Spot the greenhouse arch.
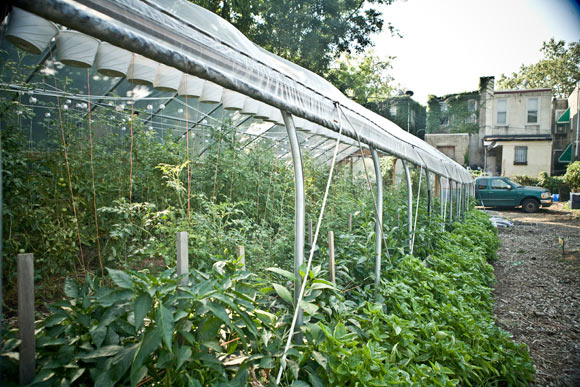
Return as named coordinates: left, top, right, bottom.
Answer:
left=0, top=0, right=484, bottom=384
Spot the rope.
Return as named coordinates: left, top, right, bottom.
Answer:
left=49, top=46, right=85, bottom=275
left=336, top=106, right=391, bottom=264
left=276, top=105, right=344, bottom=385
left=185, top=90, right=191, bottom=220
left=128, top=56, right=135, bottom=229
left=86, top=70, right=104, bottom=283
left=129, top=97, right=134, bottom=227
left=411, top=166, right=423, bottom=254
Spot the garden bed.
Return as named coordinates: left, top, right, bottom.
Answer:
left=491, top=203, right=580, bottom=386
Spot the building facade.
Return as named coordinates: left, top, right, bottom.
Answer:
left=552, top=84, right=580, bottom=175
left=426, top=76, right=556, bottom=177
left=480, top=81, right=553, bottom=177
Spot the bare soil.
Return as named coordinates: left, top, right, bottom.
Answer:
left=487, top=203, right=580, bottom=386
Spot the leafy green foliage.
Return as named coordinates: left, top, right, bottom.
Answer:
left=326, top=51, right=395, bottom=104
left=497, top=38, right=580, bottom=98
left=426, top=92, right=479, bottom=134
left=2, top=259, right=269, bottom=386
left=1, top=53, right=533, bottom=384
left=189, top=0, right=398, bottom=75
left=564, top=161, right=580, bottom=192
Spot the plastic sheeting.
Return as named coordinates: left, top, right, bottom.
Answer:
left=14, top=0, right=473, bottom=184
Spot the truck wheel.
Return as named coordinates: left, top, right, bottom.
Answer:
left=522, top=198, right=540, bottom=213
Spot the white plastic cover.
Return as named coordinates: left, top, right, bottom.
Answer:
left=16, top=0, right=473, bottom=184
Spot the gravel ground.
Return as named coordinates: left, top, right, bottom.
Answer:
left=487, top=203, right=580, bottom=386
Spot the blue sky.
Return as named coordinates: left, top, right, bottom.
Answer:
left=374, top=0, right=580, bottom=104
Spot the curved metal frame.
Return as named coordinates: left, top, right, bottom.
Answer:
left=402, top=160, right=413, bottom=251
left=370, top=147, right=382, bottom=287
left=281, top=111, right=304, bottom=330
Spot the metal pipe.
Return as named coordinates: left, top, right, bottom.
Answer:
left=370, top=147, right=382, bottom=287
left=449, top=180, right=453, bottom=223
left=439, top=176, right=444, bottom=219
left=402, top=160, right=413, bottom=251
left=425, top=170, right=432, bottom=216
left=281, top=111, right=304, bottom=332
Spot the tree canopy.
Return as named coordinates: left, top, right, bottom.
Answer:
left=326, top=51, right=395, bottom=104
left=497, top=38, right=580, bottom=98
left=189, top=0, right=397, bottom=75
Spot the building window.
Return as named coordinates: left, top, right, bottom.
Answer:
left=514, top=146, right=528, bottom=165
left=555, top=109, right=569, bottom=133
left=467, top=99, right=477, bottom=112
left=496, top=99, right=507, bottom=125
left=440, top=101, right=448, bottom=112
left=389, top=105, right=397, bottom=116
left=526, top=98, right=538, bottom=124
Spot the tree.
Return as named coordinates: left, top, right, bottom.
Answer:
left=497, top=38, right=580, bottom=97
left=325, top=51, right=395, bottom=104
left=189, top=0, right=397, bottom=75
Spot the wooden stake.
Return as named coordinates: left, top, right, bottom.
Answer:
left=237, top=245, right=246, bottom=270
left=328, top=231, right=335, bottom=284
left=348, top=213, right=352, bottom=232
left=176, top=232, right=188, bottom=285
left=308, top=219, right=313, bottom=245
left=18, top=253, right=35, bottom=385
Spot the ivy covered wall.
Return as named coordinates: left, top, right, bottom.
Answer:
left=365, top=96, right=426, bottom=138
left=426, top=91, right=480, bottom=134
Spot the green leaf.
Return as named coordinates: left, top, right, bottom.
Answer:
left=312, top=351, right=328, bottom=369
left=77, top=345, right=123, bottom=359
left=300, top=300, right=319, bottom=315
left=292, top=381, right=310, bottom=387
left=90, top=324, right=107, bottom=348
left=177, top=346, right=192, bottom=370
left=110, top=344, right=138, bottom=383
left=69, top=368, right=85, bottom=384
left=205, top=302, right=231, bottom=328
left=132, top=328, right=161, bottom=382
left=393, top=324, right=402, bottom=336
left=272, top=283, right=293, bottom=305
left=156, top=303, right=174, bottom=352
left=130, top=365, right=148, bottom=387
left=31, top=369, right=56, bottom=384
left=64, top=277, right=79, bottom=298
left=134, top=293, right=153, bottom=331
left=107, top=268, right=134, bottom=290
left=267, top=267, right=297, bottom=281
left=310, top=280, right=335, bottom=291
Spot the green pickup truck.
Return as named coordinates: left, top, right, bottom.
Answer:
left=474, top=176, right=552, bottom=213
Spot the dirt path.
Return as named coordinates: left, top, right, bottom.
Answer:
left=487, top=203, right=580, bottom=386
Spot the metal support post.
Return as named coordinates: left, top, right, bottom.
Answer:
left=448, top=180, right=453, bottom=223
left=18, top=253, right=35, bottom=385
left=439, top=176, right=444, bottom=219
left=370, top=147, right=383, bottom=287
left=425, top=170, right=432, bottom=216
left=281, top=111, right=304, bottom=332
left=402, top=160, right=413, bottom=251
left=176, top=232, right=188, bottom=284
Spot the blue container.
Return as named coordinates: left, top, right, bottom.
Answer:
left=552, top=193, right=559, bottom=202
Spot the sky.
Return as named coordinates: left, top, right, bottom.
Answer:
left=374, top=0, right=580, bottom=104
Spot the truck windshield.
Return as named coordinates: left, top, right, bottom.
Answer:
left=506, top=179, right=522, bottom=187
